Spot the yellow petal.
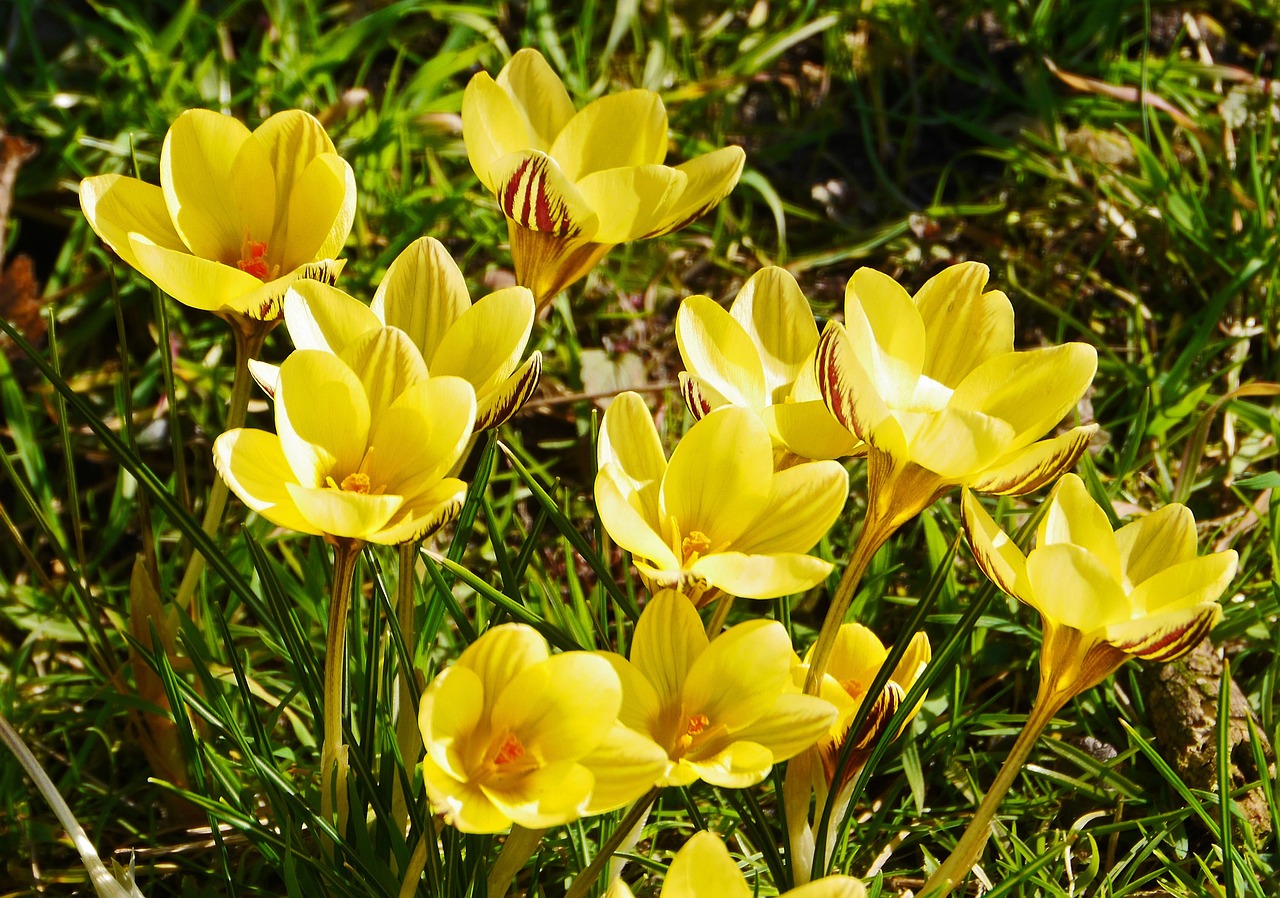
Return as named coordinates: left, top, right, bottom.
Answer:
left=79, top=174, right=185, bottom=271
left=212, top=429, right=319, bottom=534
left=574, top=165, right=687, bottom=243
left=630, top=589, right=708, bottom=715
left=766, top=400, right=864, bottom=461
left=960, top=489, right=1031, bottom=602
left=284, top=281, right=379, bottom=354
left=903, top=407, right=1015, bottom=479
left=891, top=631, right=932, bottom=691
left=815, top=321, right=892, bottom=443
left=248, top=359, right=279, bottom=399
left=784, top=876, right=868, bottom=898
left=508, top=222, right=610, bottom=307
left=126, top=235, right=267, bottom=312
left=495, top=49, right=576, bottom=149
left=599, top=392, right=668, bottom=525
left=370, top=478, right=466, bottom=545
left=1038, top=474, right=1120, bottom=579
left=966, top=425, right=1097, bottom=496
left=693, top=553, right=833, bottom=600
left=548, top=90, right=668, bottom=181
left=730, top=267, right=819, bottom=393
left=685, top=740, right=776, bottom=788
left=275, top=349, right=369, bottom=483
left=599, top=652, right=664, bottom=741
left=950, top=344, right=1097, bottom=453
left=662, top=407, right=772, bottom=549
left=1115, top=503, right=1198, bottom=585
left=489, top=150, right=599, bottom=239
left=476, top=352, right=541, bottom=431
left=284, top=482, right=402, bottom=538
left=433, top=286, right=535, bottom=396
left=825, top=623, right=888, bottom=685
left=1126, top=551, right=1237, bottom=617
left=367, top=376, right=476, bottom=495
left=679, top=371, right=730, bottom=421
left=729, top=693, right=838, bottom=762
left=913, top=262, right=1012, bottom=386
left=684, top=619, right=792, bottom=730
left=161, top=109, right=271, bottom=260
left=251, top=111, right=350, bottom=253
left=494, top=652, right=620, bottom=761
left=1104, top=603, right=1223, bottom=662
left=579, top=723, right=669, bottom=813
left=483, top=762, right=594, bottom=829
left=646, top=146, right=746, bottom=237
left=663, top=832, right=752, bottom=898
left=229, top=257, right=347, bottom=321
left=337, top=327, right=430, bottom=422
left=463, top=71, right=536, bottom=190
left=280, top=153, right=356, bottom=268
left=1025, top=544, right=1128, bottom=630
left=731, top=460, right=847, bottom=555
left=419, top=665, right=485, bottom=780
left=455, top=623, right=550, bottom=707
left=370, top=236, right=471, bottom=363
left=676, top=294, right=767, bottom=409
left=844, top=268, right=925, bottom=406
left=596, top=465, right=681, bottom=570
left=422, top=756, right=511, bottom=834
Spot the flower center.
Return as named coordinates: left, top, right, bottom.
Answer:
left=340, top=472, right=371, bottom=494
left=324, top=448, right=386, bottom=495
left=673, top=713, right=712, bottom=757
left=680, top=530, right=713, bottom=566
left=492, top=732, right=526, bottom=766
left=840, top=676, right=865, bottom=699
left=236, top=238, right=273, bottom=281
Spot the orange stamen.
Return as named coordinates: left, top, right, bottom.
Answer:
left=493, top=733, right=525, bottom=766
left=681, top=530, right=712, bottom=565
left=340, top=472, right=371, bottom=494
left=686, top=713, right=710, bottom=736
left=237, top=240, right=271, bottom=281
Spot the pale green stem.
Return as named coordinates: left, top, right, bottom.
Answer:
left=704, top=594, right=735, bottom=638
left=917, top=684, right=1069, bottom=898
left=397, top=819, right=435, bottom=898
left=563, top=789, right=661, bottom=898
left=390, top=541, right=422, bottom=854
left=175, top=321, right=270, bottom=622
left=321, top=539, right=361, bottom=853
left=488, top=825, right=549, bottom=898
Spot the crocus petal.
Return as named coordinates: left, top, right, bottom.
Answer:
left=579, top=723, right=669, bottom=813
left=903, top=407, right=1015, bottom=479
left=248, top=359, right=280, bottom=399
left=280, top=153, right=355, bottom=268
left=484, top=762, right=594, bottom=830
left=679, top=372, right=730, bottom=420
left=1115, top=503, right=1199, bottom=585
left=730, top=460, right=847, bottom=555
left=419, top=665, right=485, bottom=780
left=731, top=266, right=819, bottom=393
left=1104, top=604, right=1222, bottom=662
left=661, top=407, right=772, bottom=549
left=825, top=623, right=888, bottom=685
left=1038, top=474, right=1120, bottom=579
left=729, top=693, right=837, bottom=761
left=950, top=344, right=1097, bottom=453
left=422, top=757, right=512, bottom=834
left=496, top=49, right=577, bottom=149
left=370, top=236, right=471, bottom=363
left=966, top=425, right=1096, bottom=496
left=212, top=429, right=319, bottom=535
left=476, top=352, right=542, bottom=431
left=960, top=490, right=1031, bottom=602
left=663, top=832, right=752, bottom=898
left=786, top=877, right=869, bottom=898
left=913, top=262, right=1013, bottom=386
left=767, top=400, right=864, bottom=460
left=574, top=165, right=687, bottom=243
left=596, top=464, right=681, bottom=569
left=494, top=652, right=620, bottom=762
left=675, top=294, right=767, bottom=409
left=275, top=350, right=370, bottom=484
left=684, top=619, right=792, bottom=731
left=369, top=478, right=466, bottom=545
left=489, top=150, right=600, bottom=240
left=685, top=740, right=775, bottom=788
left=599, top=653, right=664, bottom=740
left=126, top=236, right=268, bottom=311
left=1025, top=543, right=1129, bottom=631
left=431, top=286, right=536, bottom=396
left=368, top=376, right=476, bottom=497
left=337, top=327, right=430, bottom=422
left=548, top=90, right=668, bottom=181
left=630, top=589, right=708, bottom=715
left=284, top=483, right=402, bottom=538
left=1126, top=551, right=1238, bottom=617
left=79, top=175, right=185, bottom=271
left=692, top=552, right=833, bottom=600
left=161, top=109, right=270, bottom=260
left=455, top=623, right=550, bottom=707
left=462, top=71, right=536, bottom=189
left=647, top=146, right=746, bottom=236
left=284, top=281, right=379, bottom=354
left=599, top=392, right=668, bottom=525
left=844, top=268, right=926, bottom=408
left=816, top=321, right=892, bottom=443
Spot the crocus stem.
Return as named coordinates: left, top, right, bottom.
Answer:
left=563, top=788, right=661, bottom=898
left=917, top=683, right=1069, bottom=898
left=321, top=538, right=361, bottom=851
left=175, top=320, right=270, bottom=622
left=488, top=825, right=549, bottom=898
left=391, top=541, right=421, bottom=850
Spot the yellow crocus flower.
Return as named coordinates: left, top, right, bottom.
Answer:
left=920, top=476, right=1237, bottom=897
left=607, top=831, right=865, bottom=898
left=599, top=589, right=837, bottom=789
left=675, top=267, right=862, bottom=465
left=80, top=109, right=355, bottom=325
left=595, top=393, right=848, bottom=605
left=263, top=236, right=541, bottom=430
left=961, top=474, right=1237, bottom=696
left=213, top=328, right=474, bottom=545
left=418, top=623, right=667, bottom=834
left=462, top=49, right=745, bottom=307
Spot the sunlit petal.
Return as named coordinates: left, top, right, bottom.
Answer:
left=914, top=262, right=1012, bottom=385
left=1038, top=474, right=1120, bottom=579
left=692, top=552, right=833, bottom=600
left=844, top=268, right=925, bottom=405
left=549, top=90, right=668, bottom=181
left=496, top=48, right=576, bottom=148
left=662, top=832, right=752, bottom=898
left=462, top=72, right=535, bottom=190
left=630, top=589, right=708, bottom=714
left=489, top=150, right=599, bottom=239
left=419, top=665, right=485, bottom=780
left=675, top=294, right=767, bottom=409
left=337, top=327, right=430, bottom=422
left=1126, top=551, right=1238, bottom=617
left=275, top=349, right=369, bottom=483
left=596, top=465, right=680, bottom=569
left=729, top=693, right=837, bottom=761
left=647, top=146, right=746, bottom=236
left=285, top=483, right=401, bottom=538
left=370, top=236, right=471, bottom=363
left=284, top=281, right=379, bottom=354
left=685, top=741, right=775, bottom=788
left=212, top=429, right=319, bottom=535
left=1026, top=543, right=1129, bottom=631
left=1116, top=503, right=1198, bottom=584
left=79, top=175, right=185, bottom=271
left=280, top=153, right=355, bottom=268
left=455, top=623, right=550, bottom=704
left=684, top=619, right=792, bottom=731
left=432, top=286, right=536, bottom=396
left=731, top=267, right=819, bottom=393
left=966, top=425, right=1096, bottom=496
left=580, top=723, right=668, bottom=813
left=960, top=490, right=1031, bottom=602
